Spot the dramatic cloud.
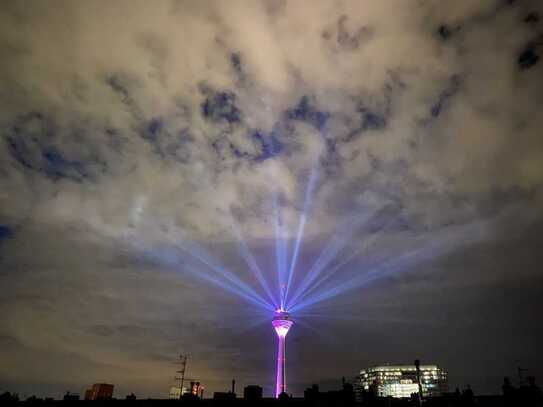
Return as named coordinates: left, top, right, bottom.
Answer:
left=1, top=0, right=542, bottom=398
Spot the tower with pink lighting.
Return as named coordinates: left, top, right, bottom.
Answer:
left=272, top=310, right=293, bottom=397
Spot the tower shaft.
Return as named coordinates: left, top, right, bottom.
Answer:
left=275, top=334, right=287, bottom=397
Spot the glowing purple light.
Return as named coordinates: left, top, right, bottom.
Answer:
left=272, top=311, right=293, bottom=397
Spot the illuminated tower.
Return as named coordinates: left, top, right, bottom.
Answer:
left=272, top=310, right=293, bottom=397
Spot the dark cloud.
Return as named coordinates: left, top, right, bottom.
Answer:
left=230, top=53, right=244, bottom=80
left=524, top=12, right=540, bottom=24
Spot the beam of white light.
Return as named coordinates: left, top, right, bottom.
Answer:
left=284, top=165, right=319, bottom=307
left=228, top=216, right=279, bottom=307
left=139, top=223, right=275, bottom=310
left=290, top=224, right=386, bottom=308
left=287, top=214, right=363, bottom=306
left=290, top=245, right=432, bottom=313
left=137, top=243, right=274, bottom=311
left=290, top=220, right=488, bottom=313
left=176, top=237, right=274, bottom=310
left=272, top=188, right=288, bottom=309
left=187, top=266, right=275, bottom=311
left=287, top=209, right=378, bottom=309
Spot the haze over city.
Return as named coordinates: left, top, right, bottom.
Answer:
left=0, top=0, right=542, bottom=401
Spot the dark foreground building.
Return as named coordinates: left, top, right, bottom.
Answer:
left=84, top=384, right=114, bottom=401
left=1, top=375, right=542, bottom=407
left=243, top=385, right=263, bottom=401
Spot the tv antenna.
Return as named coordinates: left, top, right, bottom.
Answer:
left=174, top=354, right=189, bottom=396
left=174, top=354, right=198, bottom=398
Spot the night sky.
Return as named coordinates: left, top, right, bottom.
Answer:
left=1, top=0, right=543, bottom=399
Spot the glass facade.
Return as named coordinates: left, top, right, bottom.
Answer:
left=354, top=364, right=448, bottom=399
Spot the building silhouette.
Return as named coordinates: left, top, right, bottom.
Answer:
left=62, top=392, right=79, bottom=401
left=304, top=380, right=355, bottom=406
left=243, top=385, right=263, bottom=401
left=84, top=383, right=114, bottom=400
left=2, top=372, right=541, bottom=407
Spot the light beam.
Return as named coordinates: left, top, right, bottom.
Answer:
left=284, top=166, right=319, bottom=306
left=229, top=216, right=278, bottom=307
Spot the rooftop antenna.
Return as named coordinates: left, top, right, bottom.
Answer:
left=174, top=354, right=189, bottom=398
left=174, top=354, right=200, bottom=398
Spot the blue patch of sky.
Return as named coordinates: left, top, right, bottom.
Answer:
left=211, top=136, right=247, bottom=161
left=209, top=130, right=283, bottom=162
left=342, top=93, right=392, bottom=142
left=286, top=96, right=330, bottom=131
left=201, top=91, right=241, bottom=124
left=142, top=118, right=193, bottom=162
left=6, top=112, right=102, bottom=182
left=145, top=118, right=162, bottom=142
left=0, top=225, right=13, bottom=240
left=251, top=130, right=283, bottom=161
left=41, top=147, right=88, bottom=181
left=359, top=108, right=386, bottom=131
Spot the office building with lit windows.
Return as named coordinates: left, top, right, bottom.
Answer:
left=354, top=364, right=448, bottom=399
